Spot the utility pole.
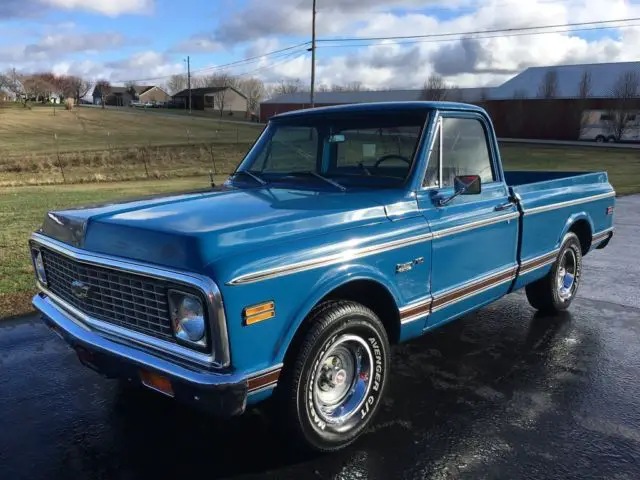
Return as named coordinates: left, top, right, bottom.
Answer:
left=310, top=0, right=317, bottom=108
left=187, top=56, right=192, bottom=114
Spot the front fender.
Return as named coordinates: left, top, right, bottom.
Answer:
left=272, top=263, right=403, bottom=364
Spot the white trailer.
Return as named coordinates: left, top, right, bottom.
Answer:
left=579, top=109, right=640, bottom=143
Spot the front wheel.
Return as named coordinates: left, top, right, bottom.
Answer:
left=525, top=232, right=583, bottom=313
left=276, top=301, right=390, bottom=452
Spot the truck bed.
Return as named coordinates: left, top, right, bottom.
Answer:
left=504, top=170, right=615, bottom=291
left=505, top=170, right=606, bottom=188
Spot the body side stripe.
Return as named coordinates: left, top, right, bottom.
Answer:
left=228, top=213, right=519, bottom=286
left=523, top=191, right=615, bottom=216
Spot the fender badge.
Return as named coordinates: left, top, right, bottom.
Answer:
left=396, top=262, right=413, bottom=273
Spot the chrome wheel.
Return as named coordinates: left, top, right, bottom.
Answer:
left=557, top=248, right=577, bottom=301
left=312, top=334, right=373, bottom=431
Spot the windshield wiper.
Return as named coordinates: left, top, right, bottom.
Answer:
left=231, top=170, right=267, bottom=186
left=286, top=171, right=347, bottom=192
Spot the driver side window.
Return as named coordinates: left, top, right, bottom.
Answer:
left=442, top=117, right=494, bottom=187
left=423, top=117, right=495, bottom=188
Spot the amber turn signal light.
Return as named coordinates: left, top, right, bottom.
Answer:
left=243, top=301, right=275, bottom=325
left=139, top=369, right=174, bottom=397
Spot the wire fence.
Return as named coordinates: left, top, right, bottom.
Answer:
left=0, top=140, right=253, bottom=187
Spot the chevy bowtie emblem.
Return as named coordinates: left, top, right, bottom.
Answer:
left=71, top=280, right=91, bottom=300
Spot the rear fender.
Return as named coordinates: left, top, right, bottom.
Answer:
left=558, top=212, right=594, bottom=249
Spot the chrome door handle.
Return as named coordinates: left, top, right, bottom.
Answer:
left=495, top=201, right=514, bottom=211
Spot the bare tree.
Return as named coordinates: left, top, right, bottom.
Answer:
left=22, top=74, right=54, bottom=103
left=202, top=72, right=236, bottom=118
left=4, top=69, right=26, bottom=104
left=95, top=79, right=111, bottom=109
left=422, top=73, right=449, bottom=101
left=537, top=69, right=559, bottom=99
left=76, top=78, right=93, bottom=104
left=578, top=70, right=592, bottom=99
left=0, top=73, right=9, bottom=93
left=576, top=70, right=593, bottom=137
left=237, top=77, right=265, bottom=114
left=448, top=85, right=464, bottom=102
left=330, top=81, right=366, bottom=92
left=167, top=74, right=187, bottom=95
left=605, top=70, right=640, bottom=141
left=512, top=89, right=528, bottom=100
left=273, top=78, right=303, bottom=96
left=125, top=81, right=138, bottom=105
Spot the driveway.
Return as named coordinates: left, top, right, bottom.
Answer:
left=1, top=196, right=639, bottom=480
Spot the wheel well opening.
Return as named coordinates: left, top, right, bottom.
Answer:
left=323, top=280, right=401, bottom=345
left=569, top=219, right=592, bottom=254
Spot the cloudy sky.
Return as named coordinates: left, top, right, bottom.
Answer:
left=1, top=0, right=639, bottom=90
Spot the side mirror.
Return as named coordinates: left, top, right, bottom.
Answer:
left=437, top=175, right=481, bottom=206
left=454, top=175, right=481, bottom=195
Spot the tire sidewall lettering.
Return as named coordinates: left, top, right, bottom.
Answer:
left=304, top=325, right=386, bottom=434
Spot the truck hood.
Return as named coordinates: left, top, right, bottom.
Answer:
left=39, top=185, right=394, bottom=272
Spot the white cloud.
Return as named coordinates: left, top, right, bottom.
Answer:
left=43, top=0, right=153, bottom=16
left=4, top=0, right=640, bottom=93
left=104, top=51, right=184, bottom=84
left=170, top=36, right=223, bottom=54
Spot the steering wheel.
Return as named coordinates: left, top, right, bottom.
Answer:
left=373, top=154, right=411, bottom=168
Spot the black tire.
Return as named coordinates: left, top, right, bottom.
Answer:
left=595, top=135, right=605, bottom=143
left=525, top=232, right=583, bottom=313
left=275, top=300, right=390, bottom=452
left=607, top=136, right=617, bottom=143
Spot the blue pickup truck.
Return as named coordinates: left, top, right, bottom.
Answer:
left=30, top=102, right=615, bottom=452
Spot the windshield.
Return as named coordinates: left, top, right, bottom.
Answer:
left=233, top=110, right=429, bottom=189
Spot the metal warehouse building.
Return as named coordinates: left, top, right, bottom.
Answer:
left=259, top=88, right=487, bottom=122
left=260, top=61, right=640, bottom=140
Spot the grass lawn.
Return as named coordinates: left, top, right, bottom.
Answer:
left=0, top=176, right=226, bottom=320
left=0, top=104, right=263, bottom=156
left=1, top=132, right=638, bottom=319
left=500, top=143, right=640, bottom=195
left=0, top=105, right=257, bottom=186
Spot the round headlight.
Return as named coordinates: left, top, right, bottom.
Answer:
left=169, top=291, right=206, bottom=345
left=33, top=249, right=47, bottom=285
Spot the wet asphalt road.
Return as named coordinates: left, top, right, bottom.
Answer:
left=1, top=197, right=639, bottom=480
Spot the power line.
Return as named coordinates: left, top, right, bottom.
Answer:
left=191, top=41, right=311, bottom=75
left=317, top=22, right=640, bottom=49
left=317, top=17, right=640, bottom=43
left=112, top=42, right=311, bottom=83
left=235, top=50, right=309, bottom=78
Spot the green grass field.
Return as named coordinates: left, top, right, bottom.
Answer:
left=0, top=177, right=225, bottom=319
left=0, top=105, right=262, bottom=154
left=500, top=143, right=640, bottom=195
left=1, top=106, right=638, bottom=319
left=0, top=105, right=261, bottom=186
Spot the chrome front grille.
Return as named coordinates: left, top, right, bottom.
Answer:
left=41, top=248, right=174, bottom=340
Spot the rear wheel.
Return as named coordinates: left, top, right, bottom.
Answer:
left=607, top=136, right=617, bottom=143
left=276, top=300, right=390, bottom=452
left=525, top=232, right=582, bottom=313
left=595, top=135, right=605, bottom=143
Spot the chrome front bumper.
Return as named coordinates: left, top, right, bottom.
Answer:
left=34, top=292, right=248, bottom=416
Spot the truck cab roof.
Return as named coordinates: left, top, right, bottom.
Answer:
left=270, top=101, right=486, bottom=121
